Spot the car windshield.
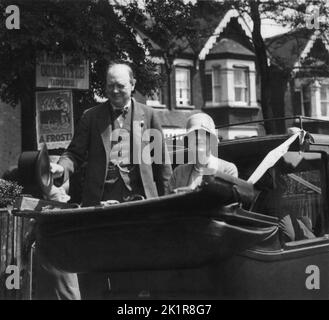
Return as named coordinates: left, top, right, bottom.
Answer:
left=247, top=152, right=326, bottom=241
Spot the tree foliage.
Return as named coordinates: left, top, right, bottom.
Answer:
left=0, top=179, right=22, bottom=207
left=1, top=0, right=328, bottom=131
left=0, top=0, right=158, bottom=106
left=225, top=0, right=329, bottom=132
left=121, top=0, right=230, bottom=108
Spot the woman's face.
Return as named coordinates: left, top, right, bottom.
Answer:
left=188, top=130, right=211, bottom=165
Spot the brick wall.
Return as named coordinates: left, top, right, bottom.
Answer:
left=0, top=101, right=21, bottom=177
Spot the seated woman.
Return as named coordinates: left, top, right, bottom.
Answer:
left=167, top=113, right=238, bottom=193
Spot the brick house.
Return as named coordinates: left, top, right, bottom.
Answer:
left=135, top=8, right=262, bottom=140
left=3, top=8, right=329, bottom=175
left=267, top=29, right=329, bottom=134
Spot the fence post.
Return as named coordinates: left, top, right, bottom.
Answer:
left=0, top=209, right=33, bottom=300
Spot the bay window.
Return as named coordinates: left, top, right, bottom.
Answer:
left=295, top=79, right=329, bottom=118
left=204, top=59, right=257, bottom=109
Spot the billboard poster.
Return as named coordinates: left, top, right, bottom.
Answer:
left=36, top=90, right=74, bottom=150
left=36, top=52, right=89, bottom=89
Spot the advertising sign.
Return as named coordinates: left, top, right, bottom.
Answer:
left=36, top=90, right=74, bottom=150
left=36, top=53, right=89, bottom=89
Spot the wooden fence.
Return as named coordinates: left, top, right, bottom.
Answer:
left=0, top=209, right=33, bottom=300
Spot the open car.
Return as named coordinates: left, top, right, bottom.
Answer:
left=12, top=117, right=329, bottom=300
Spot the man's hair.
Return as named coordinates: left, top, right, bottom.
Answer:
left=106, top=61, right=135, bottom=84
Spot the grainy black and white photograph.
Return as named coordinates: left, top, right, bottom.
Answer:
left=0, top=0, right=328, bottom=305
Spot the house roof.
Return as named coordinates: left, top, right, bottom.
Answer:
left=198, top=9, right=252, bottom=60
left=190, top=8, right=229, bottom=54
left=266, top=28, right=316, bottom=70
left=208, top=38, right=255, bottom=57
left=135, top=25, right=195, bottom=57
left=135, top=7, right=253, bottom=61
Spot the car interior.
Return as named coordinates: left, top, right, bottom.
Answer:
left=238, top=151, right=327, bottom=245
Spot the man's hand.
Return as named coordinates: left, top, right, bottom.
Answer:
left=50, top=163, right=64, bottom=179
left=45, top=185, right=70, bottom=203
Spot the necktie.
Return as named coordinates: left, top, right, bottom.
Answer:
left=113, top=105, right=129, bottom=119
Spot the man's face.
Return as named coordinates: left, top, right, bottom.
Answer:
left=106, top=65, right=136, bottom=108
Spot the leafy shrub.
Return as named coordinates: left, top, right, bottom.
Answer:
left=0, top=179, right=23, bottom=208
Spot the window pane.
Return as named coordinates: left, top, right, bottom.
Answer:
left=320, top=85, right=329, bottom=116
left=321, top=86, right=327, bottom=100
left=176, top=69, right=186, bottom=82
left=234, top=67, right=249, bottom=103
left=235, top=88, right=243, bottom=102
left=213, top=68, right=221, bottom=103
left=321, top=102, right=328, bottom=116
left=213, top=68, right=221, bottom=85
left=234, top=69, right=246, bottom=86
left=302, top=86, right=311, bottom=117
left=205, top=73, right=212, bottom=102
left=175, top=68, right=191, bottom=106
left=214, top=86, right=221, bottom=103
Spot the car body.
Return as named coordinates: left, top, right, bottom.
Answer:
left=12, top=117, right=329, bottom=300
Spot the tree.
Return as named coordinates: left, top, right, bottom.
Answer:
left=229, top=0, right=329, bottom=133
left=1, top=0, right=328, bottom=136
left=2, top=0, right=166, bottom=102
left=122, top=0, right=197, bottom=109
left=0, top=0, right=162, bottom=105
left=123, top=0, right=236, bottom=109
left=125, top=0, right=329, bottom=132
left=0, top=0, right=161, bottom=149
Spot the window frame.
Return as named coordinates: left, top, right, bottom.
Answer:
left=233, top=66, right=250, bottom=104
left=213, top=66, right=222, bottom=104
left=175, top=66, right=192, bottom=108
left=320, top=84, right=329, bottom=117
left=205, top=66, right=222, bottom=104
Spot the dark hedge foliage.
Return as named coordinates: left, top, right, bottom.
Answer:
left=0, top=179, right=23, bottom=208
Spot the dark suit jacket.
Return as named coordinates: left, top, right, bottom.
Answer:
left=58, top=99, right=172, bottom=207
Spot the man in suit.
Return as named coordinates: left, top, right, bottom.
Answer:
left=43, top=62, right=172, bottom=299
left=52, top=62, right=172, bottom=206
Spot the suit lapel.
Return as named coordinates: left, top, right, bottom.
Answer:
left=97, top=102, right=112, bottom=164
left=132, top=100, right=158, bottom=199
left=132, top=99, right=145, bottom=164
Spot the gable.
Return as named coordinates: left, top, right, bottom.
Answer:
left=199, top=9, right=252, bottom=60
left=266, top=29, right=329, bottom=77
left=297, top=38, right=329, bottom=77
